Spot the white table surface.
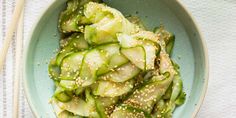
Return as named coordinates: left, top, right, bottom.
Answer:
left=0, top=0, right=236, bottom=117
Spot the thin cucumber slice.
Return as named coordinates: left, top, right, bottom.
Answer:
left=58, top=111, right=83, bottom=118
left=163, top=82, right=173, bottom=100
left=67, top=33, right=89, bottom=50
left=110, top=105, right=151, bottom=118
left=55, top=92, right=72, bottom=103
left=142, top=42, right=156, bottom=70
left=84, top=89, right=101, bottom=118
left=96, top=96, right=119, bottom=116
left=118, top=33, right=157, bottom=70
left=59, top=80, right=77, bottom=91
left=59, top=97, right=91, bottom=116
left=98, top=63, right=140, bottom=82
left=51, top=98, right=65, bottom=116
left=97, top=43, right=120, bottom=57
left=96, top=43, right=129, bottom=75
left=75, top=87, right=85, bottom=96
left=60, top=33, right=89, bottom=50
left=53, top=89, right=100, bottom=117
left=166, top=37, right=175, bottom=55
left=58, top=0, right=99, bottom=33
left=108, top=53, right=129, bottom=68
left=154, top=26, right=175, bottom=44
left=60, top=52, right=85, bottom=80
left=156, top=44, right=161, bottom=56
left=126, top=15, right=146, bottom=30
left=78, top=49, right=106, bottom=87
left=56, top=34, right=89, bottom=66
left=54, top=86, right=72, bottom=102
left=175, top=91, right=186, bottom=106
left=117, top=33, right=139, bottom=48
left=48, top=58, right=60, bottom=80
left=151, top=99, right=167, bottom=118
left=58, top=0, right=82, bottom=33
left=97, top=97, right=119, bottom=108
left=124, top=76, right=173, bottom=113
left=84, top=25, right=118, bottom=45
left=92, top=80, right=134, bottom=97
left=56, top=48, right=74, bottom=66
left=84, top=2, right=136, bottom=45
left=96, top=43, right=121, bottom=75
left=95, top=98, right=107, bottom=118
left=132, top=31, right=158, bottom=43
left=96, top=52, right=129, bottom=76
left=121, top=46, right=146, bottom=70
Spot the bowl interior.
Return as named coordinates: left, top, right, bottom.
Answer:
left=24, top=0, right=207, bottom=117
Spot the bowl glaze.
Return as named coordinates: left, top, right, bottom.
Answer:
left=24, top=0, right=209, bottom=117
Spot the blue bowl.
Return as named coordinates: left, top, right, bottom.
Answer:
left=23, top=0, right=209, bottom=117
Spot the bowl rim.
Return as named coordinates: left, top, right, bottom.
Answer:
left=23, top=0, right=209, bottom=117
left=174, top=0, right=209, bottom=117
left=175, top=0, right=209, bottom=117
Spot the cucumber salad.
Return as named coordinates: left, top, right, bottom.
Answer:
left=48, top=0, right=186, bottom=118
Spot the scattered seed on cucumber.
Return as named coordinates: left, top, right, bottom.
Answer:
left=49, top=1, right=185, bottom=117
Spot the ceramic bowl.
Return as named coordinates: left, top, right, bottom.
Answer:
left=24, top=0, right=209, bottom=117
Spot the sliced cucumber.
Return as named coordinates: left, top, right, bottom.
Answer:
left=118, top=33, right=157, bottom=70
left=60, top=52, right=85, bottom=80
left=166, top=37, right=175, bottom=55
left=51, top=98, right=64, bottom=116
left=61, top=33, right=89, bottom=50
left=124, top=76, right=173, bottom=113
left=96, top=43, right=129, bottom=75
left=117, top=33, right=139, bottom=48
left=121, top=46, right=146, bottom=70
left=126, top=15, right=146, bottom=30
left=111, top=105, right=151, bottom=118
left=67, top=33, right=89, bottom=50
left=54, top=89, right=100, bottom=117
left=175, top=91, right=186, bottom=106
left=96, top=96, right=119, bottom=116
left=97, top=43, right=120, bottom=57
left=163, top=82, right=173, bottom=100
left=154, top=26, right=175, bottom=45
left=84, top=25, right=118, bottom=45
left=55, top=92, right=72, bottom=103
left=132, top=31, right=158, bottom=43
left=59, top=97, right=91, bottom=116
left=92, top=80, right=134, bottom=97
left=142, top=42, right=156, bottom=70
left=151, top=99, right=167, bottom=118
left=84, top=2, right=132, bottom=45
left=56, top=48, right=74, bottom=66
left=58, top=0, right=83, bottom=33
left=54, top=86, right=72, bottom=102
left=97, top=97, right=119, bottom=108
left=59, top=80, right=77, bottom=91
left=108, top=53, right=129, bottom=68
left=96, top=43, right=121, bottom=75
left=48, top=58, right=60, bottom=80
left=78, top=49, right=106, bottom=87
left=84, top=89, right=101, bottom=118
left=95, top=98, right=107, bottom=118
left=98, top=63, right=140, bottom=82
left=75, top=87, right=85, bottom=96
left=56, top=33, right=89, bottom=66
left=97, top=52, right=129, bottom=76
left=58, top=111, right=83, bottom=118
